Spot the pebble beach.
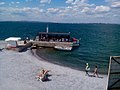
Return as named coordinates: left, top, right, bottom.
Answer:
left=0, top=41, right=108, bottom=90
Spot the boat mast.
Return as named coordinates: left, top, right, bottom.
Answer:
left=46, top=25, right=48, bottom=33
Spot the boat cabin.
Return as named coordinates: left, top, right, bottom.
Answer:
left=36, top=32, right=71, bottom=42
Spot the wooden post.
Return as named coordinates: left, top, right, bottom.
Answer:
left=107, top=56, right=112, bottom=90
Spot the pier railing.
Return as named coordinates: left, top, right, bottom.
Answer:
left=107, top=56, right=120, bottom=90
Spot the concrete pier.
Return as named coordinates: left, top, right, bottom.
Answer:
left=16, top=41, right=74, bottom=52
left=32, top=41, right=73, bottom=47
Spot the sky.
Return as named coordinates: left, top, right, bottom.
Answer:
left=0, top=0, right=120, bottom=24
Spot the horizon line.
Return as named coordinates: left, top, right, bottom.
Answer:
left=0, top=20, right=120, bottom=25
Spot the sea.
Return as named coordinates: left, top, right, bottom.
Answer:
left=0, top=21, right=120, bottom=74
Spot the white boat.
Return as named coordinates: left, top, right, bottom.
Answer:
left=5, top=37, right=21, bottom=48
left=54, top=46, right=72, bottom=51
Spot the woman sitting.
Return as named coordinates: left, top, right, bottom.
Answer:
left=35, top=69, right=49, bottom=82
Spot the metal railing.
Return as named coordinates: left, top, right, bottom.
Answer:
left=107, top=56, right=120, bottom=90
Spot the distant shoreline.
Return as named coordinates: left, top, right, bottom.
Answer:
left=0, top=21, right=120, bottom=25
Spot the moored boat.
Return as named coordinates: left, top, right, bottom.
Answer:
left=54, top=46, right=72, bottom=51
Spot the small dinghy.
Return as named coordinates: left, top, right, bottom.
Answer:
left=54, top=46, right=72, bottom=51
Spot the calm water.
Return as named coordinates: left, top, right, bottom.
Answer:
left=0, top=21, right=120, bottom=74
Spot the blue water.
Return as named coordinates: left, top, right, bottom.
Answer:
left=0, top=21, right=120, bottom=74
